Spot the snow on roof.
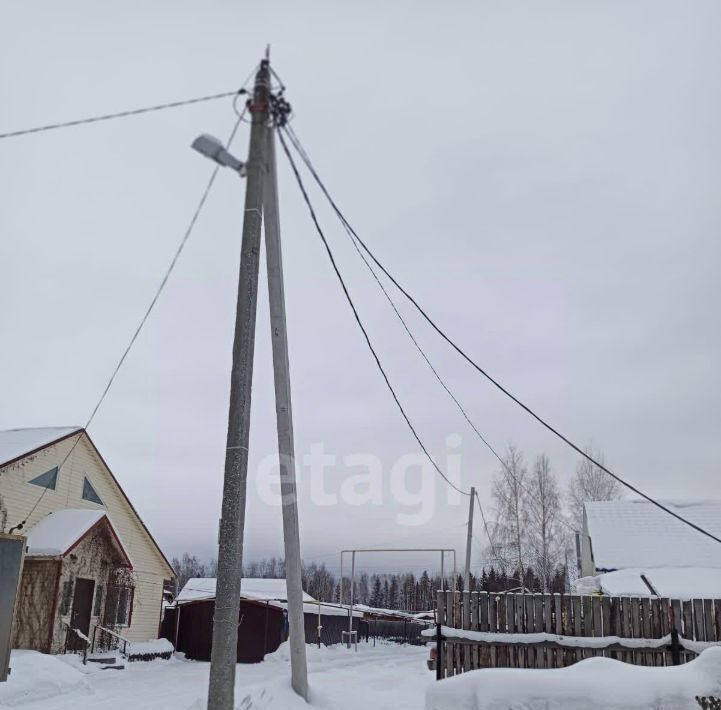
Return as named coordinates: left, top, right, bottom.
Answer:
left=25, top=508, right=114, bottom=557
left=0, top=426, right=82, bottom=467
left=585, top=499, right=721, bottom=571
left=351, top=604, right=419, bottom=619
left=176, top=577, right=316, bottom=605
left=575, top=567, right=721, bottom=600
left=276, top=601, right=364, bottom=618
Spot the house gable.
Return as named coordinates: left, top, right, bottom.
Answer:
left=0, top=429, right=173, bottom=579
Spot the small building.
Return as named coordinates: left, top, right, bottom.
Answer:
left=0, top=427, right=174, bottom=653
left=576, top=499, right=721, bottom=598
left=162, top=578, right=364, bottom=662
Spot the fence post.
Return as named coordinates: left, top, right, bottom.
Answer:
left=436, top=623, right=443, bottom=681
left=670, top=627, right=681, bottom=666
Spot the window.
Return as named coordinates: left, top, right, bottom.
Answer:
left=60, top=580, right=73, bottom=615
left=82, top=477, right=103, bottom=505
left=93, top=585, right=103, bottom=617
left=115, top=587, right=133, bottom=627
left=28, top=467, right=58, bottom=490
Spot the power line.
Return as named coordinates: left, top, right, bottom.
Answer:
left=282, top=127, right=575, bottom=538
left=1, top=62, right=262, bottom=141
left=281, top=125, right=721, bottom=548
left=0, top=90, right=245, bottom=140
left=7, top=109, right=246, bottom=532
left=277, top=129, right=469, bottom=498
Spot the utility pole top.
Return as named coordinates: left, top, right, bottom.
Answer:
left=265, top=44, right=271, bottom=60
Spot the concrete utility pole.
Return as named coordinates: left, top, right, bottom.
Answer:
left=263, top=125, right=308, bottom=698
left=204, top=55, right=309, bottom=709
left=464, top=487, right=476, bottom=592
left=207, top=60, right=270, bottom=710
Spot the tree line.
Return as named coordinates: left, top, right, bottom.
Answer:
left=171, top=553, right=568, bottom=612
left=171, top=445, right=622, bottom=605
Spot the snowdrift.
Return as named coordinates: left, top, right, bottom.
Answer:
left=426, top=647, right=721, bottom=710
left=0, top=651, right=89, bottom=706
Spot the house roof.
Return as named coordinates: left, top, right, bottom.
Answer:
left=575, top=567, right=721, bottom=601
left=585, top=499, right=721, bottom=571
left=277, top=601, right=363, bottom=618
left=0, top=426, right=174, bottom=578
left=0, top=427, right=82, bottom=468
left=25, top=508, right=131, bottom=567
left=176, top=577, right=316, bottom=605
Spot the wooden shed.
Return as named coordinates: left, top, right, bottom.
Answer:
left=162, top=578, right=365, bottom=662
left=163, top=597, right=285, bottom=663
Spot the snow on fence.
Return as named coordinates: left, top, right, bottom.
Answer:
left=430, top=590, right=721, bottom=679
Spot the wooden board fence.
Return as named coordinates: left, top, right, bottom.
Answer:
left=433, top=590, right=721, bottom=677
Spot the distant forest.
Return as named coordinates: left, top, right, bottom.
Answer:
left=171, top=553, right=568, bottom=612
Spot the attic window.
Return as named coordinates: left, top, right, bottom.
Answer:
left=82, top=477, right=103, bottom=505
left=28, top=467, right=58, bottom=491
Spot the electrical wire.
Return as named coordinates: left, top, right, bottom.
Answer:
left=0, top=90, right=243, bottom=140
left=1, top=65, right=262, bottom=141
left=282, top=127, right=575, bottom=537
left=7, top=108, right=247, bottom=532
left=277, top=129, right=470, bottom=498
left=279, top=124, right=721, bottom=548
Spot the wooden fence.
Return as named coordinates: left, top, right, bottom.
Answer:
left=433, top=590, right=721, bottom=678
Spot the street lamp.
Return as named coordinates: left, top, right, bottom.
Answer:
left=191, top=134, right=247, bottom=176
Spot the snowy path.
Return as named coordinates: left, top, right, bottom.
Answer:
left=2, top=642, right=432, bottom=710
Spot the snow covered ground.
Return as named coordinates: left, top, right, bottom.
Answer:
left=3, top=643, right=721, bottom=710
left=0, top=642, right=431, bottom=710
left=426, top=648, right=721, bottom=710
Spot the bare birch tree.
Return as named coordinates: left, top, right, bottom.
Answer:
left=527, top=454, right=564, bottom=590
left=567, top=446, right=623, bottom=531
left=491, top=444, right=529, bottom=579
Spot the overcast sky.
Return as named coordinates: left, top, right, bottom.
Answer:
left=2, top=1, right=719, bottom=574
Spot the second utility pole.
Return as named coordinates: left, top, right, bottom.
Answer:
left=464, top=487, right=476, bottom=592
left=263, top=123, right=308, bottom=698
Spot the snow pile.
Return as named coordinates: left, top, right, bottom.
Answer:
left=0, top=651, right=89, bottom=706
left=426, top=647, right=721, bottom=710
left=127, top=638, right=174, bottom=661
left=574, top=567, right=721, bottom=600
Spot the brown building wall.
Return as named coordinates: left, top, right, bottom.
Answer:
left=11, top=559, right=60, bottom=652
left=164, top=600, right=285, bottom=663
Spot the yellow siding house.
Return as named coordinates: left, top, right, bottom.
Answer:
left=0, top=427, right=174, bottom=652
